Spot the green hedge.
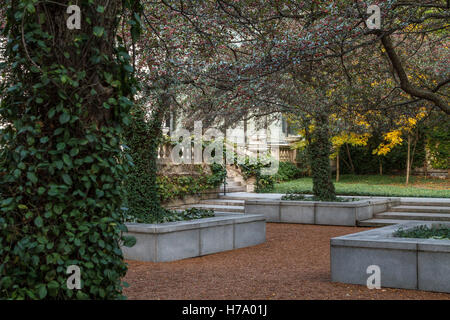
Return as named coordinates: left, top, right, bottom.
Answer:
left=273, top=161, right=307, bottom=182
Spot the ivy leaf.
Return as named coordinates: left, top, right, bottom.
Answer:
left=122, top=235, right=136, bottom=248
left=59, top=112, right=70, bottom=124
left=34, top=216, right=43, bottom=228
left=26, top=3, right=36, bottom=13
left=93, top=26, right=105, bottom=37
left=62, top=174, right=73, bottom=185
left=70, top=148, right=79, bottom=157
left=54, top=160, right=64, bottom=170
left=63, top=154, right=72, bottom=167
left=37, top=284, right=47, bottom=299
left=27, top=172, right=38, bottom=184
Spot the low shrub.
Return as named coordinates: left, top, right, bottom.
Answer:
left=273, top=162, right=307, bottom=182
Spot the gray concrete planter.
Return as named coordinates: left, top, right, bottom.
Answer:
left=245, top=198, right=397, bottom=226
left=121, top=213, right=266, bottom=262
left=331, top=222, right=450, bottom=293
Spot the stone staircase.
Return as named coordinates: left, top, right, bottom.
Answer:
left=219, top=166, right=247, bottom=193
left=358, top=200, right=450, bottom=227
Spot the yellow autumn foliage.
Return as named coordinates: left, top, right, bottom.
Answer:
left=373, top=108, right=427, bottom=156
left=331, top=132, right=370, bottom=158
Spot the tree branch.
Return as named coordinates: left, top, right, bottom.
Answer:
left=380, top=34, right=449, bottom=114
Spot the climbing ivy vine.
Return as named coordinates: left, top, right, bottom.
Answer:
left=0, top=0, right=142, bottom=299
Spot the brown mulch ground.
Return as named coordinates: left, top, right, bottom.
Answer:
left=123, top=223, right=450, bottom=300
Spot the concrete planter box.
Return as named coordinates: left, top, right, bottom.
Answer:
left=122, top=213, right=266, bottom=262
left=245, top=198, right=397, bottom=226
left=331, top=222, right=450, bottom=293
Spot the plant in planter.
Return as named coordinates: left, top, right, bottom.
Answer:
left=394, top=225, right=450, bottom=240
left=281, top=193, right=359, bottom=202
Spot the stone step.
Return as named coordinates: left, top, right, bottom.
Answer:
left=375, top=211, right=450, bottom=221
left=181, top=203, right=245, bottom=213
left=219, top=186, right=246, bottom=193
left=222, top=181, right=242, bottom=187
left=391, top=205, right=450, bottom=214
left=357, top=219, right=425, bottom=227
left=400, top=200, right=450, bottom=207
left=200, top=199, right=245, bottom=206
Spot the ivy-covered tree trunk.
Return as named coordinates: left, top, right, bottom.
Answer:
left=124, top=92, right=168, bottom=221
left=308, top=113, right=336, bottom=201
left=0, top=1, right=140, bottom=299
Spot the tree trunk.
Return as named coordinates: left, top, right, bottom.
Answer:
left=125, top=78, right=170, bottom=221
left=308, top=113, right=336, bottom=201
left=0, top=0, right=139, bottom=299
left=336, top=151, right=340, bottom=182
left=345, top=143, right=355, bottom=174
left=406, top=134, right=411, bottom=185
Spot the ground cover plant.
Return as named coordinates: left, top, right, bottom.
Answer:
left=125, top=207, right=214, bottom=224
left=281, top=193, right=359, bottom=202
left=394, top=225, right=450, bottom=241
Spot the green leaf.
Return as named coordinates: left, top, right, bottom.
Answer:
left=26, top=3, right=36, bottom=13
left=70, top=148, right=79, bottom=157
left=62, top=174, right=72, bottom=185
left=13, top=169, right=21, bottom=178
left=27, top=172, right=38, bottom=184
left=122, top=235, right=136, bottom=248
left=56, top=142, right=66, bottom=151
left=47, top=280, right=59, bottom=290
left=63, top=154, right=72, bottom=167
left=34, top=216, right=43, bottom=228
left=76, top=291, right=89, bottom=300
left=37, top=284, right=47, bottom=299
left=54, top=160, right=64, bottom=170
left=59, top=112, right=70, bottom=124
left=93, top=26, right=105, bottom=37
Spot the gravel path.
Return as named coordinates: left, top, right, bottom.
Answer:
left=123, top=223, right=450, bottom=300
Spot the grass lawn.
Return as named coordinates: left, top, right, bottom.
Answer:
left=268, top=174, right=450, bottom=198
